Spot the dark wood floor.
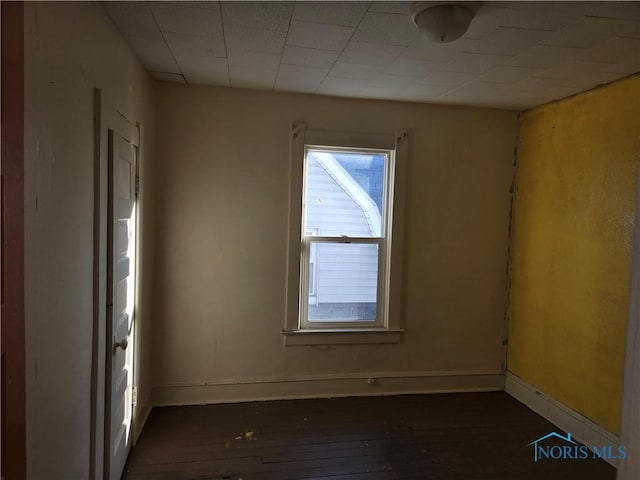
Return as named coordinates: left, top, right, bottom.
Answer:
left=124, top=392, right=615, bottom=480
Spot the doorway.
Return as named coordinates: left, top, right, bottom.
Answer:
left=105, top=125, right=138, bottom=480
left=91, top=92, right=140, bottom=480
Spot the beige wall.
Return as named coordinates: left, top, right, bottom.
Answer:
left=24, top=2, right=155, bottom=479
left=151, top=84, right=519, bottom=404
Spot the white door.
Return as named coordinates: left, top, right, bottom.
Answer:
left=105, top=128, right=137, bottom=480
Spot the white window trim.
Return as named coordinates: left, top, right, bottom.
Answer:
left=283, top=124, right=408, bottom=346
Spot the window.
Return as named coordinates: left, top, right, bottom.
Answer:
left=300, top=147, right=391, bottom=329
left=284, top=124, right=408, bottom=345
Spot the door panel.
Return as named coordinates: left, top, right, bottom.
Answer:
left=105, top=129, right=136, bottom=480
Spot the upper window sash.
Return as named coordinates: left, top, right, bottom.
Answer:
left=302, top=146, right=391, bottom=241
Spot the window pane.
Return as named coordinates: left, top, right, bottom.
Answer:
left=307, top=242, right=378, bottom=322
left=305, top=149, right=386, bottom=238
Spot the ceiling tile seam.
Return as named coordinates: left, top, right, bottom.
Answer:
left=150, top=69, right=186, bottom=76
left=340, top=58, right=444, bottom=72
left=481, top=4, right=520, bottom=12
left=284, top=17, right=357, bottom=44
left=158, top=29, right=224, bottom=41
left=283, top=46, right=357, bottom=71
left=574, top=59, right=626, bottom=66
left=617, top=35, right=640, bottom=40
left=495, top=25, right=558, bottom=33
left=227, top=46, right=285, bottom=57
left=380, top=61, right=473, bottom=77
left=342, top=38, right=407, bottom=49
left=363, top=8, right=413, bottom=18
left=278, top=63, right=330, bottom=75
left=278, top=60, right=332, bottom=70
left=291, top=2, right=369, bottom=28
left=526, top=73, right=563, bottom=80
left=161, top=0, right=219, bottom=13
left=430, top=76, right=508, bottom=102
left=374, top=71, right=475, bottom=89
left=285, top=44, right=347, bottom=55
left=147, top=1, right=185, bottom=82
left=534, top=45, right=592, bottom=54
left=399, top=55, right=453, bottom=66
left=150, top=2, right=226, bottom=37
left=402, top=67, right=457, bottom=82
left=346, top=46, right=440, bottom=67
left=220, top=1, right=292, bottom=33
left=584, top=14, right=640, bottom=23
left=217, top=0, right=232, bottom=87
left=158, top=2, right=220, bottom=13
left=376, top=70, right=457, bottom=80
left=160, top=34, right=228, bottom=62
left=461, top=51, right=516, bottom=58
left=272, top=0, right=296, bottom=90
left=172, top=3, right=219, bottom=12
left=494, top=65, right=548, bottom=71
left=334, top=45, right=425, bottom=68
left=327, top=73, right=376, bottom=82
left=222, top=22, right=291, bottom=35
left=311, top=1, right=374, bottom=95
left=470, top=79, right=518, bottom=86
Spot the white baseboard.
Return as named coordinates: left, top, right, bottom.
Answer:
left=131, top=401, right=151, bottom=446
left=505, top=372, right=620, bottom=467
left=152, top=370, right=505, bottom=407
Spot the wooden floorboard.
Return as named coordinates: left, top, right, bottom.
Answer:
left=123, top=392, right=616, bottom=480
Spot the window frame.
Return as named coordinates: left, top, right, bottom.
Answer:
left=284, top=124, right=408, bottom=346
left=305, top=228, right=318, bottom=303
left=299, top=145, right=393, bottom=330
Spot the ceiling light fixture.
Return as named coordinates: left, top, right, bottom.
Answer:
left=410, top=2, right=479, bottom=44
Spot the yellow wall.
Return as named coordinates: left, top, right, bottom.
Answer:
left=508, top=75, right=640, bottom=434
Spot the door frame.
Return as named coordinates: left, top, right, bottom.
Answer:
left=1, top=2, right=26, bottom=479
left=619, top=170, right=640, bottom=479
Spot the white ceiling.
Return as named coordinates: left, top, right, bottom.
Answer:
left=104, top=1, right=640, bottom=110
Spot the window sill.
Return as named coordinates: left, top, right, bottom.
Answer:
left=282, top=328, right=404, bottom=346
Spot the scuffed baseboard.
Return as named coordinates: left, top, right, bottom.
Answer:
left=152, top=370, right=505, bottom=407
left=505, top=371, right=620, bottom=467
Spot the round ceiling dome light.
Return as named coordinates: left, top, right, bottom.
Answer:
left=410, top=2, right=478, bottom=43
